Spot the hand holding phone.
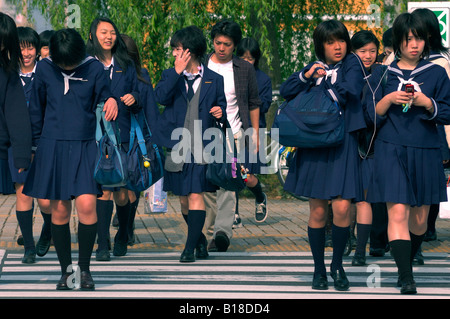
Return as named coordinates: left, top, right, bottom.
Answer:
left=402, top=84, right=414, bottom=112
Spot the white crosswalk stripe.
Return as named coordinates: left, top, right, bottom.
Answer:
left=0, top=250, right=449, bottom=299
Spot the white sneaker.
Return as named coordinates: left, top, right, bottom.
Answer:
left=255, top=193, right=267, bottom=223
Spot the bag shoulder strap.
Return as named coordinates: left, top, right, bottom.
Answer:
left=96, top=102, right=119, bottom=146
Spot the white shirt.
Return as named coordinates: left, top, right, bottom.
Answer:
left=208, top=58, right=241, bottom=134
left=183, top=64, right=204, bottom=95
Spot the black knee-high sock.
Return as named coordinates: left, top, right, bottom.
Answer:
left=78, top=222, right=97, bottom=272
left=235, top=191, right=239, bottom=214
left=16, top=209, right=35, bottom=251
left=96, top=199, right=113, bottom=251
left=185, top=210, right=206, bottom=252
left=390, top=240, right=413, bottom=282
left=127, top=197, right=139, bottom=240
left=355, top=223, right=371, bottom=256
left=248, top=180, right=265, bottom=203
left=410, top=232, right=425, bottom=264
left=51, top=223, right=72, bottom=274
left=182, top=213, right=188, bottom=224
left=40, top=211, right=52, bottom=239
left=427, top=204, right=439, bottom=233
left=331, top=224, right=349, bottom=272
left=308, top=226, right=326, bottom=277
left=115, top=201, right=130, bottom=243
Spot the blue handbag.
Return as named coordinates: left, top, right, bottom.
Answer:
left=94, top=102, right=128, bottom=187
left=272, top=83, right=344, bottom=148
left=126, top=111, right=164, bottom=192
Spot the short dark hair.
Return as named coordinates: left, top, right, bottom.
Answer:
left=211, top=20, right=242, bottom=47
left=392, top=12, right=430, bottom=59
left=236, top=37, right=261, bottom=68
left=17, top=27, right=40, bottom=51
left=313, top=20, right=351, bottom=63
left=50, top=28, right=86, bottom=68
left=382, top=28, right=393, bottom=48
left=39, top=30, right=55, bottom=47
left=0, top=12, right=22, bottom=74
left=412, top=8, right=449, bottom=55
left=170, top=25, right=207, bottom=62
left=351, top=30, right=380, bottom=52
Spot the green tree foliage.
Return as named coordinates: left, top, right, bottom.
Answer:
left=26, top=0, right=402, bottom=87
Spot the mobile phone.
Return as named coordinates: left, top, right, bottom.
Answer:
left=405, top=84, right=414, bottom=94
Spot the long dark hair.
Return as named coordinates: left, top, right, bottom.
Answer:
left=121, top=34, right=149, bottom=84
left=0, top=12, right=22, bottom=74
left=86, top=17, right=133, bottom=71
left=412, top=8, right=449, bottom=56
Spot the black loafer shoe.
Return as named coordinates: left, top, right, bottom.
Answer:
left=400, top=280, right=417, bottom=294
left=351, top=254, right=366, bottom=266
left=214, top=231, right=230, bottom=252
left=312, top=274, right=328, bottom=290
left=21, top=249, right=36, bottom=264
left=36, top=236, right=51, bottom=257
left=56, top=273, right=74, bottom=290
left=180, top=250, right=195, bottom=263
left=330, top=268, right=350, bottom=291
left=196, top=234, right=209, bottom=259
left=80, top=271, right=95, bottom=291
left=95, top=249, right=111, bottom=261
left=113, top=240, right=127, bottom=256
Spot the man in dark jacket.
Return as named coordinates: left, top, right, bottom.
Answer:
left=204, top=20, right=267, bottom=253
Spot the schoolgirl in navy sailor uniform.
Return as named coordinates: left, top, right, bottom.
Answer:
left=154, top=26, right=226, bottom=262
left=280, top=20, right=366, bottom=291
left=365, top=13, right=450, bottom=294
left=86, top=17, right=141, bottom=261
left=22, top=28, right=118, bottom=290
left=349, top=30, right=380, bottom=267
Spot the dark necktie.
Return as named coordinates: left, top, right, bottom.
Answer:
left=21, top=75, right=32, bottom=86
left=104, top=65, right=112, bottom=82
left=185, top=74, right=200, bottom=100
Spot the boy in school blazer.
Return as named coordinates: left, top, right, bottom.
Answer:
left=155, top=25, right=226, bottom=262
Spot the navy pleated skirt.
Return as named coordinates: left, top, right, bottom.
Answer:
left=163, top=161, right=218, bottom=196
left=0, top=158, right=15, bottom=194
left=284, top=131, right=364, bottom=201
left=23, top=138, right=102, bottom=200
left=360, top=156, right=374, bottom=192
left=366, top=139, right=447, bottom=207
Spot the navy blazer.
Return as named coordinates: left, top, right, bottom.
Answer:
left=154, top=66, right=227, bottom=149
left=0, top=67, right=32, bottom=169
left=255, top=69, right=272, bottom=128
left=107, top=61, right=140, bottom=144
left=139, top=68, right=161, bottom=145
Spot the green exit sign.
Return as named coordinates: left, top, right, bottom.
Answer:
left=409, top=2, right=450, bottom=47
